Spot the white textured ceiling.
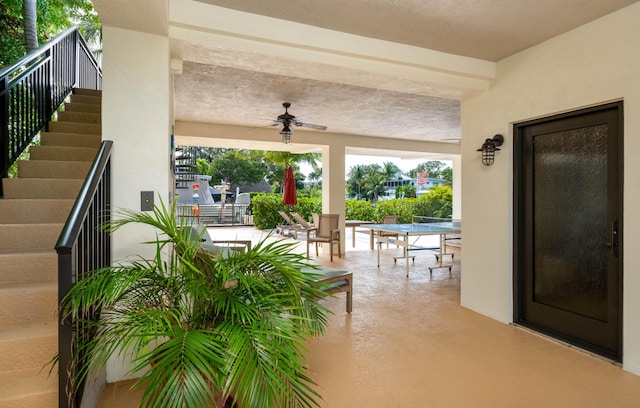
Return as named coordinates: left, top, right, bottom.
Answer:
left=93, top=0, right=639, bottom=156
left=195, top=0, right=637, bottom=61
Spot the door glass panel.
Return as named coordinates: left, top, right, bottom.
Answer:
left=532, top=125, right=608, bottom=321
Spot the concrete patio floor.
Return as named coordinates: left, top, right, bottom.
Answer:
left=99, top=225, right=640, bottom=407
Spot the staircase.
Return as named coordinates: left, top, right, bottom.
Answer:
left=0, top=88, right=101, bottom=407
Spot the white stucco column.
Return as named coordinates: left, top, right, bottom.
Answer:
left=321, top=143, right=346, bottom=253
left=451, top=154, right=462, bottom=220
left=102, top=27, right=172, bottom=262
left=101, top=26, right=172, bottom=382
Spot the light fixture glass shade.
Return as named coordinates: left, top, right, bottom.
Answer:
left=477, top=134, right=504, bottom=166
left=280, top=127, right=292, bottom=144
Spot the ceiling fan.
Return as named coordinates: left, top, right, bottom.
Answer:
left=271, top=102, right=327, bottom=143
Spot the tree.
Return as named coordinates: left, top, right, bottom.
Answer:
left=0, top=0, right=100, bottom=68
left=264, top=151, right=320, bottom=192
left=208, top=150, right=265, bottom=187
left=396, top=184, right=416, bottom=198
left=23, top=0, right=38, bottom=51
left=362, top=165, right=386, bottom=201
left=409, top=161, right=447, bottom=179
left=381, top=161, right=401, bottom=182
left=441, top=167, right=453, bottom=186
left=195, top=158, right=210, bottom=176
left=346, top=164, right=366, bottom=199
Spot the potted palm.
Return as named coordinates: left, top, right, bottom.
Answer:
left=59, top=199, right=330, bottom=408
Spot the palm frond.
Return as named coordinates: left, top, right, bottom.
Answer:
left=59, top=196, right=329, bottom=407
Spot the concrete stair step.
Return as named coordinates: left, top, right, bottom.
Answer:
left=2, top=178, right=83, bottom=199
left=0, top=319, right=57, bottom=374
left=57, top=110, right=101, bottom=124
left=0, top=224, right=63, bottom=253
left=17, top=160, right=91, bottom=179
left=74, top=88, right=102, bottom=97
left=63, top=102, right=101, bottom=114
left=0, top=87, right=100, bottom=408
left=0, top=199, right=74, bottom=223
left=0, top=368, right=57, bottom=408
left=29, top=145, right=98, bottom=162
left=47, top=121, right=101, bottom=135
left=40, top=131, right=101, bottom=148
left=0, top=251, right=57, bottom=285
left=69, top=94, right=101, bottom=105
left=0, top=283, right=57, bottom=324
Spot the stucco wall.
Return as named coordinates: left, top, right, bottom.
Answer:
left=101, top=26, right=172, bottom=381
left=460, top=3, right=640, bottom=374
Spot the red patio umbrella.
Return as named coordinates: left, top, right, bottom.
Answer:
left=283, top=165, right=297, bottom=206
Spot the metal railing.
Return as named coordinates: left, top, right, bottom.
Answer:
left=56, top=140, right=112, bottom=408
left=0, top=27, right=101, bottom=196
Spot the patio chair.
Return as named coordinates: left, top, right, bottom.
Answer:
left=277, top=210, right=301, bottom=238
left=291, top=212, right=316, bottom=240
left=183, top=224, right=252, bottom=256
left=303, top=265, right=353, bottom=313
left=307, top=213, right=342, bottom=262
left=378, top=215, right=399, bottom=248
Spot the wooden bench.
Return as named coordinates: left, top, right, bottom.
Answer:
left=304, top=265, right=353, bottom=313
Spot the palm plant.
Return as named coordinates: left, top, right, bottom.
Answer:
left=59, top=199, right=330, bottom=408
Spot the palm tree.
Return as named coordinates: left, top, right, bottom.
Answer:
left=381, top=161, right=401, bottom=182
left=264, top=151, right=320, bottom=191
left=23, top=0, right=38, bottom=51
left=363, top=168, right=386, bottom=201
left=347, top=165, right=366, bottom=199
left=265, top=151, right=320, bottom=169
left=307, top=168, right=322, bottom=189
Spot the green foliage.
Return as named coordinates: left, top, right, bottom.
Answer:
left=195, top=158, right=210, bottom=176
left=0, top=0, right=100, bottom=67
left=251, top=194, right=321, bottom=229
left=252, top=188, right=451, bottom=228
left=414, top=185, right=453, bottom=219
left=440, top=167, right=453, bottom=185
left=381, top=161, right=401, bottom=180
left=58, top=199, right=329, bottom=408
left=407, top=160, right=448, bottom=179
left=208, top=150, right=265, bottom=186
left=373, top=199, right=416, bottom=223
left=396, top=183, right=416, bottom=198
left=7, top=134, right=40, bottom=178
left=345, top=198, right=375, bottom=221
left=346, top=164, right=366, bottom=198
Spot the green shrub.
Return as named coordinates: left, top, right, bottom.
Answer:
left=251, top=186, right=452, bottom=228
left=373, top=199, right=416, bottom=223
left=345, top=198, right=375, bottom=221
left=252, top=194, right=321, bottom=229
left=414, top=185, right=453, bottom=219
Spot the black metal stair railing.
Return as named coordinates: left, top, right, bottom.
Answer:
left=0, top=26, right=104, bottom=408
left=0, top=26, right=101, bottom=196
left=56, top=140, right=112, bottom=408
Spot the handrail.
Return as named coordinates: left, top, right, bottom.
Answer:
left=56, top=140, right=112, bottom=408
left=0, top=27, right=101, bottom=195
left=0, top=26, right=77, bottom=78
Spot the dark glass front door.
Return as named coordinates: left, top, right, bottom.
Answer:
left=514, top=102, right=622, bottom=361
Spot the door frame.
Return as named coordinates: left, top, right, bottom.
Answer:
left=513, top=101, right=624, bottom=361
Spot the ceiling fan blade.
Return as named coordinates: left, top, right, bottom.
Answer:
left=297, top=122, right=327, bottom=131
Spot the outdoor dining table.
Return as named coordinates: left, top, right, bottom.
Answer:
left=344, top=220, right=374, bottom=247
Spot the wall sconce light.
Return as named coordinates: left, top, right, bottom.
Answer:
left=477, top=134, right=504, bottom=166
left=280, top=125, right=293, bottom=144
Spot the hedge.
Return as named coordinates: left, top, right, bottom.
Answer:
left=251, top=185, right=452, bottom=229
